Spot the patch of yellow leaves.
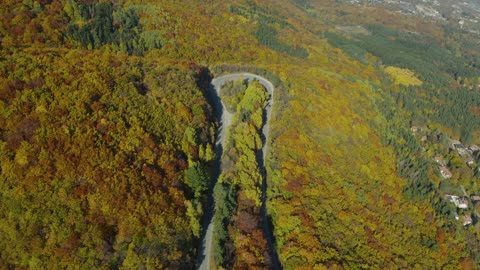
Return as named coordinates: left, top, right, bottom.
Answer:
left=384, top=66, right=423, bottom=86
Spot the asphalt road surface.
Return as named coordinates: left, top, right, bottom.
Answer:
left=196, top=73, right=278, bottom=270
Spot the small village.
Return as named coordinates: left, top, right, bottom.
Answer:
left=412, top=126, right=480, bottom=227
left=342, top=0, right=480, bottom=34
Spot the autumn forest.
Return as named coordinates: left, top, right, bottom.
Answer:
left=1, top=0, right=480, bottom=269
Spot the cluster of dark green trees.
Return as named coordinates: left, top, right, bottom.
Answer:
left=391, top=86, right=480, bottom=145
left=229, top=3, right=291, bottom=28
left=229, top=3, right=308, bottom=58
left=255, top=22, right=309, bottom=59
left=325, top=24, right=480, bottom=144
left=325, top=25, right=480, bottom=87
left=365, top=84, right=453, bottom=218
left=65, top=1, right=161, bottom=55
left=212, top=182, right=238, bottom=266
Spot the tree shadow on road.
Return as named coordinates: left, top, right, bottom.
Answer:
left=195, top=79, right=226, bottom=269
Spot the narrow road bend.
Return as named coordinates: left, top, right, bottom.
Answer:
left=196, top=73, right=280, bottom=270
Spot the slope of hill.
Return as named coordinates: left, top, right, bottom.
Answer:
left=1, top=0, right=480, bottom=269
left=0, top=49, right=216, bottom=268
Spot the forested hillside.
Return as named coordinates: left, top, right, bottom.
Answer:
left=0, top=35, right=215, bottom=269
left=1, top=0, right=480, bottom=269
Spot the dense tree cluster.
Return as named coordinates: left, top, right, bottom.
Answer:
left=325, top=24, right=480, bottom=144
left=219, top=78, right=249, bottom=113
left=65, top=1, right=161, bottom=55
left=213, top=80, right=271, bottom=269
left=266, top=67, right=472, bottom=269
left=0, top=0, right=66, bottom=47
left=230, top=2, right=308, bottom=58
left=255, top=21, right=309, bottom=59
left=0, top=50, right=214, bottom=269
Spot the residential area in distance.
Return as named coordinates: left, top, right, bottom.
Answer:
left=411, top=125, right=480, bottom=227
left=339, top=0, right=480, bottom=33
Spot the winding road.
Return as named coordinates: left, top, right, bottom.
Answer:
left=196, top=73, right=279, bottom=270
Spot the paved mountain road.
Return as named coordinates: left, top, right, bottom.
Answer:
left=196, top=73, right=279, bottom=270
